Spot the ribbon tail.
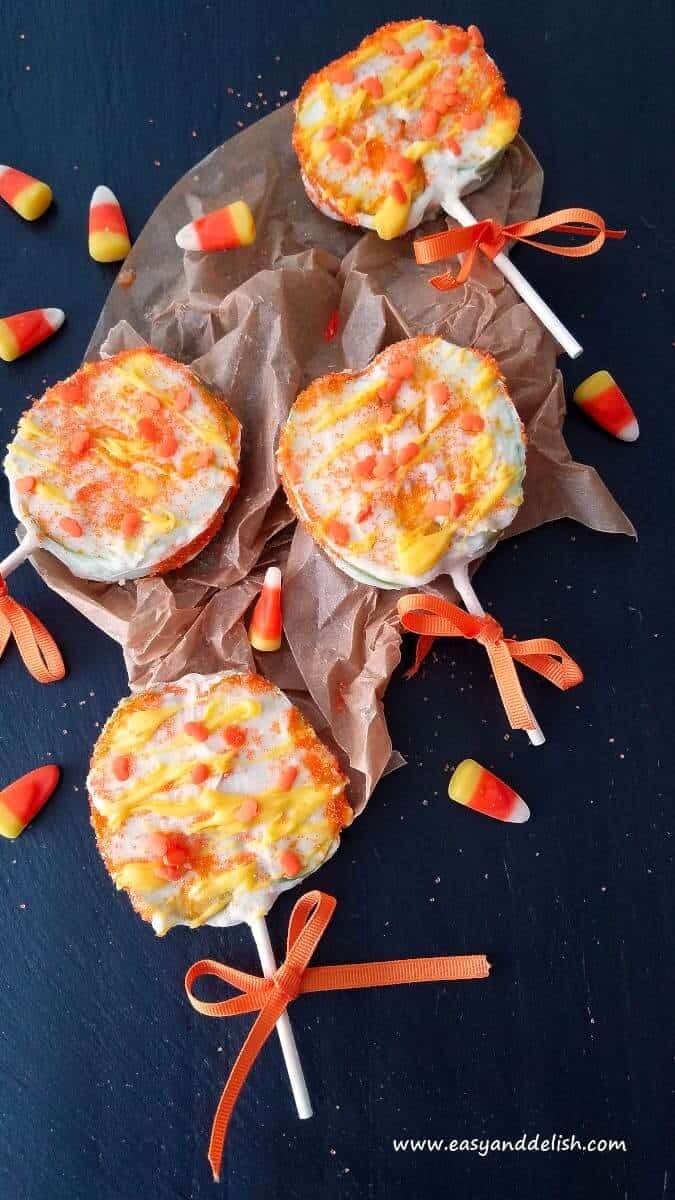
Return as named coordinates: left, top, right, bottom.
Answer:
left=0, top=597, right=65, bottom=684
left=208, top=998, right=288, bottom=1182
left=403, top=634, right=434, bottom=678
left=0, top=613, right=12, bottom=662
left=485, top=643, right=537, bottom=732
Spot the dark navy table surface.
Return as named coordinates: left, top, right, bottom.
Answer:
left=1, top=3, right=673, bottom=1199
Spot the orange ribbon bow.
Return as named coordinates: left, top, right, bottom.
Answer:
left=397, top=593, right=583, bottom=732
left=185, top=890, right=489, bottom=1181
left=413, top=207, right=626, bottom=291
left=0, top=577, right=65, bottom=683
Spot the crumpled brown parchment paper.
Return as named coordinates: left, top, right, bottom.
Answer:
left=27, top=105, right=635, bottom=814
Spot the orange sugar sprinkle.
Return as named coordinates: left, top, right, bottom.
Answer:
left=112, top=754, right=131, bottom=781
left=223, top=725, right=247, bottom=748
left=236, top=797, right=258, bottom=822
left=60, top=516, right=83, bottom=538
left=326, top=519, right=350, bottom=546
left=185, top=721, right=209, bottom=742
left=277, top=764, right=298, bottom=792
left=388, top=356, right=415, bottom=381
left=137, top=417, right=161, bottom=443
left=121, top=509, right=141, bottom=538
left=378, top=378, right=400, bottom=404
left=430, top=382, right=450, bottom=406
left=459, top=411, right=485, bottom=433
left=362, top=75, right=383, bottom=99
left=396, top=442, right=419, bottom=466
left=356, top=502, right=373, bottom=523
left=372, top=452, right=396, bottom=479
left=280, top=849, right=302, bottom=877
left=174, top=388, right=191, bottom=410
left=70, top=430, right=91, bottom=456
left=191, top=762, right=210, bottom=785
left=16, top=476, right=36, bottom=495
left=353, top=454, right=376, bottom=480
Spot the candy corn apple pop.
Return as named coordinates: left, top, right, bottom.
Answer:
left=176, top=200, right=256, bottom=253
left=88, top=671, right=352, bottom=1120
left=0, top=165, right=52, bottom=221
left=293, top=19, right=582, bottom=358
left=1, top=347, right=241, bottom=585
left=278, top=334, right=544, bottom=746
left=449, top=758, right=529, bottom=823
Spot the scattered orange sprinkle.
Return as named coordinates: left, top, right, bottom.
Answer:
left=164, top=845, right=188, bottom=867
left=137, top=417, right=161, bottom=443
left=323, top=308, right=340, bottom=341
left=362, top=75, right=383, bottom=99
left=425, top=499, right=452, bottom=518
left=112, top=755, right=131, bottom=781
left=121, top=509, right=141, bottom=538
left=60, top=516, right=83, bottom=538
left=459, top=411, right=485, bottom=433
left=195, top=447, right=215, bottom=469
left=390, top=180, right=407, bottom=204
left=461, top=110, right=483, bottom=131
left=236, top=797, right=258, bottom=822
left=372, top=452, right=396, bottom=479
left=280, top=849, right=302, bottom=877
left=70, top=430, right=91, bottom=456
left=320, top=123, right=337, bottom=141
left=420, top=109, right=440, bottom=137
left=328, top=64, right=354, bottom=84
left=223, top=725, right=247, bottom=748
left=16, top=476, right=35, bottom=495
left=396, top=442, right=419, bottom=466
left=191, top=762, right=210, bottom=785
left=388, top=356, right=415, bottom=380
left=326, top=518, right=350, bottom=546
left=430, top=382, right=450, bottom=406
left=174, top=387, right=191, bottom=411
left=401, top=48, right=423, bottom=69
left=378, top=378, right=400, bottom=404
left=353, top=454, right=376, bottom=480
left=117, top=268, right=136, bottom=288
left=158, top=430, right=178, bottom=458
left=185, top=721, right=209, bottom=742
left=329, top=140, right=352, bottom=164
left=277, top=764, right=298, bottom=791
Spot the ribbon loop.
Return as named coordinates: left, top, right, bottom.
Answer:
left=413, top=207, right=626, bottom=291
left=397, top=593, right=583, bottom=732
left=185, top=890, right=489, bottom=1180
left=0, top=576, right=65, bottom=684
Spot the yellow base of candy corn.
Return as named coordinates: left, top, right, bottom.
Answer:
left=248, top=630, right=282, bottom=652
left=89, top=230, right=131, bottom=263
left=448, top=758, right=481, bottom=806
left=0, top=323, right=20, bottom=363
left=0, top=805, right=25, bottom=840
left=13, top=181, right=53, bottom=221
left=230, top=200, right=256, bottom=246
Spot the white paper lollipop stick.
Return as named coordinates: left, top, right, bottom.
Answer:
left=0, top=530, right=40, bottom=581
left=249, top=915, right=313, bottom=1121
left=443, top=195, right=583, bottom=360
left=451, top=563, right=545, bottom=747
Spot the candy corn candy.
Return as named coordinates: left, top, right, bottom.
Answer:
left=0, top=165, right=52, bottom=220
left=448, top=759, right=529, bottom=824
left=0, top=308, right=64, bottom=362
left=175, top=200, right=256, bottom=252
left=89, top=186, right=131, bottom=263
left=573, top=370, right=639, bottom=442
left=0, top=764, right=60, bottom=839
left=248, top=566, right=282, bottom=652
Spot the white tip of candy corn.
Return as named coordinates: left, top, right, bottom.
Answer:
left=264, top=566, right=282, bottom=590
left=505, top=796, right=530, bottom=824
left=90, top=184, right=118, bottom=208
left=175, top=221, right=201, bottom=251
left=44, top=308, right=65, bottom=332
left=617, top=417, right=639, bottom=443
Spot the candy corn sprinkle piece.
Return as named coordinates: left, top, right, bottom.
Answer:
left=248, top=566, right=282, bottom=652
left=448, top=759, right=529, bottom=824
left=0, top=765, right=60, bottom=839
left=573, top=370, right=639, bottom=442
left=175, top=200, right=256, bottom=253
left=0, top=165, right=52, bottom=221
left=89, top=186, right=131, bottom=263
left=0, top=308, right=64, bottom=363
